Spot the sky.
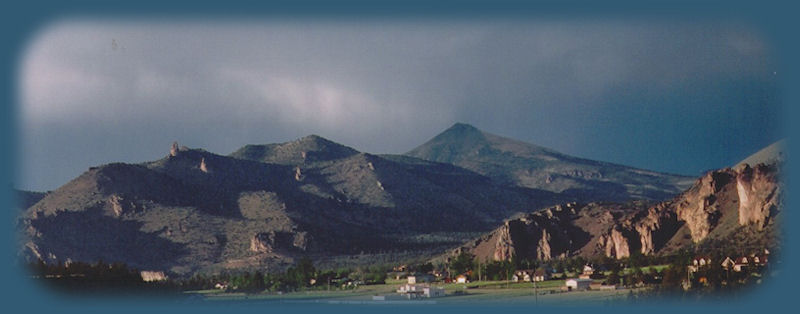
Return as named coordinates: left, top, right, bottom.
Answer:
left=17, top=18, right=782, bottom=192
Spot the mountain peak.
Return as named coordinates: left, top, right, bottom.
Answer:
left=442, top=122, right=484, bottom=137
left=407, top=122, right=693, bottom=201
left=299, top=134, right=328, bottom=142
left=230, top=135, right=359, bottom=165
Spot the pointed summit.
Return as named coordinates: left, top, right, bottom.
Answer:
left=446, top=122, right=482, bottom=134
left=407, top=123, right=693, bottom=201
left=405, top=123, right=492, bottom=165
left=230, top=135, right=359, bottom=165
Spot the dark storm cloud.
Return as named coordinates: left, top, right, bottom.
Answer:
left=18, top=19, right=780, bottom=191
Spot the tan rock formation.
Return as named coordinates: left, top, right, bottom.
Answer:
left=675, top=170, right=731, bottom=242
left=170, top=141, right=179, bottom=157
left=536, top=229, right=552, bottom=260
left=251, top=232, right=274, bottom=253
left=602, top=227, right=631, bottom=258
left=199, top=158, right=209, bottom=173
left=493, top=222, right=515, bottom=261
left=140, top=271, right=167, bottom=282
left=736, top=164, right=780, bottom=230
left=293, top=232, right=310, bottom=251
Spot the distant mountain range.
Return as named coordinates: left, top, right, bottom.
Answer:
left=15, top=123, right=779, bottom=276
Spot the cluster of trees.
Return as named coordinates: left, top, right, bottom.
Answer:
left=178, top=258, right=388, bottom=293
left=27, top=259, right=174, bottom=295
left=444, top=248, right=746, bottom=288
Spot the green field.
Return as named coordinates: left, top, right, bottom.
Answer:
left=190, top=279, right=640, bottom=306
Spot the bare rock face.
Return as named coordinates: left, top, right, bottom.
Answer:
left=493, top=222, right=515, bottom=261
left=736, top=164, right=780, bottom=230
left=634, top=202, right=679, bottom=255
left=107, top=194, right=136, bottom=217
left=536, top=229, right=552, bottom=261
left=675, top=170, right=731, bottom=242
left=250, top=232, right=274, bottom=253
left=250, top=231, right=310, bottom=253
left=170, top=141, right=179, bottom=157
left=453, top=146, right=782, bottom=262
left=199, top=158, right=209, bottom=173
left=292, top=231, right=310, bottom=251
left=600, top=226, right=631, bottom=258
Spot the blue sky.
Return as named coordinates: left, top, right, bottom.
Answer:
left=17, top=19, right=782, bottom=191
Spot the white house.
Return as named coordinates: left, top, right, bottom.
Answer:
left=533, top=268, right=551, bottom=282
left=565, top=278, right=592, bottom=291
left=513, top=269, right=534, bottom=282
left=397, top=283, right=445, bottom=298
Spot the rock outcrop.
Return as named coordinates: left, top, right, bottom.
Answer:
left=453, top=159, right=781, bottom=261
left=674, top=170, right=732, bottom=242
left=492, top=222, right=516, bottom=261
left=736, top=164, right=780, bottom=230
left=170, top=141, right=179, bottom=157
left=633, top=203, right=680, bottom=255
left=537, top=229, right=552, bottom=261
left=600, top=226, right=632, bottom=258
left=199, top=158, right=209, bottom=173
left=251, top=231, right=310, bottom=253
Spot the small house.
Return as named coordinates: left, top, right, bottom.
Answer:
left=721, top=256, right=736, bottom=271
left=752, top=254, right=768, bottom=267
left=734, top=256, right=750, bottom=272
left=565, top=278, right=592, bottom=291
left=582, top=264, right=595, bottom=275
left=397, top=283, right=445, bottom=298
left=513, top=269, right=534, bottom=282
left=693, top=256, right=712, bottom=267
left=533, top=268, right=551, bottom=282
left=688, top=256, right=712, bottom=273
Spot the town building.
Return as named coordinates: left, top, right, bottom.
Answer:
left=533, top=268, right=551, bottom=282
left=512, top=269, right=534, bottom=282
left=407, top=274, right=435, bottom=284
left=565, top=278, right=592, bottom=291
left=397, top=283, right=445, bottom=298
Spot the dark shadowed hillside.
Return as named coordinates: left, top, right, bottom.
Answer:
left=19, top=137, right=564, bottom=276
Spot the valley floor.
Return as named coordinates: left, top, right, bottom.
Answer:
left=189, top=279, right=641, bottom=306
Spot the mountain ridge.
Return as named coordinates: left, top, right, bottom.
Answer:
left=407, top=123, right=694, bottom=202
left=17, top=124, right=777, bottom=277
left=448, top=145, right=783, bottom=263
left=19, top=138, right=563, bottom=276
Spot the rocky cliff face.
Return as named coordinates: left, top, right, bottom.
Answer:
left=674, top=170, right=732, bottom=242
left=599, top=226, right=632, bottom=258
left=736, top=164, right=780, bottom=230
left=453, top=160, right=782, bottom=262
